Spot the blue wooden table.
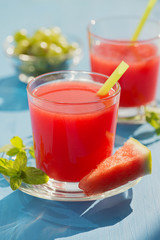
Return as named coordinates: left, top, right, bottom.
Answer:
left=1, top=0, right=160, bottom=239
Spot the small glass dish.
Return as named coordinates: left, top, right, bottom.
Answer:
left=5, top=34, right=82, bottom=83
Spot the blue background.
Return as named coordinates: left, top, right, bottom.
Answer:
left=0, top=0, right=160, bottom=239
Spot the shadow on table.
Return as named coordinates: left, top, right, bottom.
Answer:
left=133, top=129, right=160, bottom=146
left=0, top=188, right=133, bottom=240
left=150, top=228, right=160, bottom=240
left=116, top=123, right=160, bottom=146
left=0, top=75, right=28, bottom=111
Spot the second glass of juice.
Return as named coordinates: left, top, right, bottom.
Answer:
left=88, top=16, right=160, bottom=123
left=27, top=71, right=120, bottom=194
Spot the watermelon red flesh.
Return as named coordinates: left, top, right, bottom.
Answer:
left=79, top=138, right=152, bottom=196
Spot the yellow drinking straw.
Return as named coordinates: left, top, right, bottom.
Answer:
left=131, top=0, right=157, bottom=41
left=97, top=61, right=129, bottom=97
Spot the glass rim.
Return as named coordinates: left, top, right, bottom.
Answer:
left=27, top=70, right=121, bottom=105
left=88, top=15, right=160, bottom=44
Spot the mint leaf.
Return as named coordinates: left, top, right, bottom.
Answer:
left=13, top=151, right=27, bottom=171
left=7, top=147, right=19, bottom=156
left=22, top=167, right=49, bottom=185
left=145, top=107, right=160, bottom=135
left=0, top=158, right=17, bottom=176
left=0, top=158, right=14, bottom=168
left=10, top=176, right=22, bottom=190
left=0, top=166, right=8, bottom=175
left=0, top=136, right=49, bottom=190
left=5, top=136, right=25, bottom=156
left=0, top=165, right=17, bottom=177
left=29, top=146, right=35, bottom=158
left=10, top=136, right=24, bottom=149
left=0, top=144, right=13, bottom=153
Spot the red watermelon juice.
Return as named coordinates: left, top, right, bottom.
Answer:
left=27, top=72, right=120, bottom=184
left=90, top=42, right=159, bottom=107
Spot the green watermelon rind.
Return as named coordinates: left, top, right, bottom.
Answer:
left=129, top=137, right=152, bottom=174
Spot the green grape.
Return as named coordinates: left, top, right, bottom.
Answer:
left=33, top=29, right=47, bottom=41
left=55, top=36, right=69, bottom=50
left=49, top=27, right=61, bottom=43
left=29, top=41, right=48, bottom=57
left=14, top=39, right=30, bottom=55
left=14, top=29, right=28, bottom=42
left=13, top=27, right=79, bottom=59
left=32, top=28, right=53, bottom=44
left=46, top=43, right=63, bottom=58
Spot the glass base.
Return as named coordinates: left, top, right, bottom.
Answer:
left=3, top=175, right=141, bottom=201
left=118, top=101, right=157, bottom=124
left=48, top=179, right=81, bottom=193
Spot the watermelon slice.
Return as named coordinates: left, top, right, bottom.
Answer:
left=79, top=138, right=152, bottom=196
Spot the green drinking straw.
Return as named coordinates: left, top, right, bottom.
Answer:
left=131, top=0, right=157, bottom=41
left=97, top=61, right=129, bottom=97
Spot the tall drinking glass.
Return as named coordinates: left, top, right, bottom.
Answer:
left=88, top=16, right=160, bottom=123
left=27, top=70, right=120, bottom=197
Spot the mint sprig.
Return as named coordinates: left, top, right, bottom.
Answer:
left=0, top=136, right=30, bottom=156
left=0, top=136, right=49, bottom=190
left=145, top=106, right=160, bottom=135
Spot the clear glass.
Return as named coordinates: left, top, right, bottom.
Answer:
left=27, top=70, right=120, bottom=196
left=88, top=16, right=160, bottom=123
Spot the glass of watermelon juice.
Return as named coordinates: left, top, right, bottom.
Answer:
left=88, top=16, right=160, bottom=123
left=27, top=70, right=120, bottom=194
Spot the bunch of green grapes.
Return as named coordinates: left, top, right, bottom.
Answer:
left=13, top=27, right=78, bottom=58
